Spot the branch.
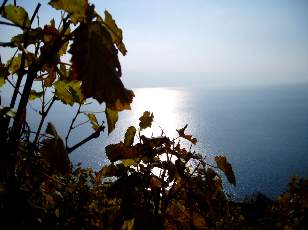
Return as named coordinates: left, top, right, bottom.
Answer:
left=67, top=125, right=105, bottom=153
left=33, top=97, right=56, bottom=145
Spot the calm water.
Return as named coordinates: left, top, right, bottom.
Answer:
left=66, top=83, right=308, bottom=199
left=4, top=82, right=308, bottom=199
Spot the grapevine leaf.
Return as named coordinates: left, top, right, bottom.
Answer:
left=48, top=0, right=88, bottom=24
left=176, top=124, right=197, bottom=144
left=58, top=26, right=71, bottom=56
left=105, top=142, right=138, bottom=162
left=43, top=25, right=59, bottom=44
left=29, top=90, right=43, bottom=101
left=103, top=10, right=127, bottom=55
left=105, top=108, right=118, bottom=134
left=11, top=28, right=43, bottom=47
left=214, top=156, right=236, bottom=186
left=139, top=111, right=154, bottom=130
left=86, top=113, right=99, bottom=131
left=69, top=21, right=134, bottom=110
left=7, top=54, right=22, bottom=74
left=54, top=80, right=84, bottom=105
left=1, top=4, right=31, bottom=28
left=46, top=122, right=58, bottom=137
left=0, top=106, right=16, bottom=118
left=124, top=126, right=136, bottom=146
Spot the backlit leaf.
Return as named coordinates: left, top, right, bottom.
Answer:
left=11, top=28, right=43, bottom=47
left=105, top=108, right=118, bottom=134
left=1, top=4, right=30, bottom=28
left=214, top=156, right=236, bottom=186
left=139, top=111, right=154, bottom=130
left=124, top=126, right=136, bottom=146
left=7, top=54, right=22, bottom=74
left=86, top=113, right=99, bottom=131
left=69, top=21, right=134, bottom=110
left=58, top=26, right=71, bottom=56
left=29, top=90, right=43, bottom=100
left=49, top=0, right=88, bottom=24
left=54, top=80, right=84, bottom=105
left=103, top=10, right=127, bottom=55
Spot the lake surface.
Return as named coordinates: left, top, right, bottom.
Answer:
left=4, top=82, right=308, bottom=199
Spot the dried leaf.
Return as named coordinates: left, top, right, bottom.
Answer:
left=124, top=126, right=136, bottom=146
left=0, top=60, right=9, bottom=87
left=214, top=156, right=236, bottom=186
left=69, top=21, right=134, bottom=110
left=1, top=4, right=30, bottom=27
left=139, top=111, right=154, bottom=130
left=176, top=124, right=197, bottom=144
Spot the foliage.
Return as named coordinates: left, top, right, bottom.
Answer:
left=0, top=1, right=306, bottom=230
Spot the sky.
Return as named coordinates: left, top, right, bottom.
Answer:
left=1, top=0, right=308, bottom=87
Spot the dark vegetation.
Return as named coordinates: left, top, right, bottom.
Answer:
left=0, top=0, right=307, bottom=229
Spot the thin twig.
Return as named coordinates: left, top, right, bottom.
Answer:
left=65, top=104, right=81, bottom=149
left=72, top=119, right=90, bottom=129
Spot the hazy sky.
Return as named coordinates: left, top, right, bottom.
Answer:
left=1, top=0, right=308, bottom=87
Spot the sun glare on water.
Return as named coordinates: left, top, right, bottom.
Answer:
left=130, top=87, right=186, bottom=137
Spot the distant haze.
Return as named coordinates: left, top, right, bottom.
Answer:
left=1, top=0, right=308, bottom=87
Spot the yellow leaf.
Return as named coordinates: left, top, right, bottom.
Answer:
left=29, top=90, right=43, bottom=101
left=54, top=80, right=84, bottom=105
left=58, top=26, right=71, bottom=56
left=104, top=10, right=127, bottom=55
left=49, top=0, right=88, bottom=24
left=7, top=54, right=22, bottom=74
left=105, top=108, right=118, bottom=134
left=1, top=4, right=30, bottom=28
left=121, top=159, right=136, bottom=167
left=86, top=113, right=99, bottom=131
left=214, top=156, right=236, bottom=186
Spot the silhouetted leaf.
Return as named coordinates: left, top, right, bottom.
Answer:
left=176, top=124, right=197, bottom=144
left=139, top=111, right=154, bottom=130
left=106, top=142, right=138, bottom=162
left=54, top=80, right=84, bottom=105
left=214, top=156, right=236, bottom=186
left=192, top=210, right=208, bottom=230
left=41, top=122, right=71, bottom=174
left=69, top=21, right=134, bottom=110
left=105, top=108, right=118, bottom=134
left=103, top=10, right=127, bottom=55
left=1, top=4, right=30, bottom=27
left=124, top=126, right=136, bottom=146
left=11, top=28, right=43, bottom=47
left=29, top=90, right=43, bottom=100
left=0, top=60, right=9, bottom=87
left=49, top=0, right=88, bottom=24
